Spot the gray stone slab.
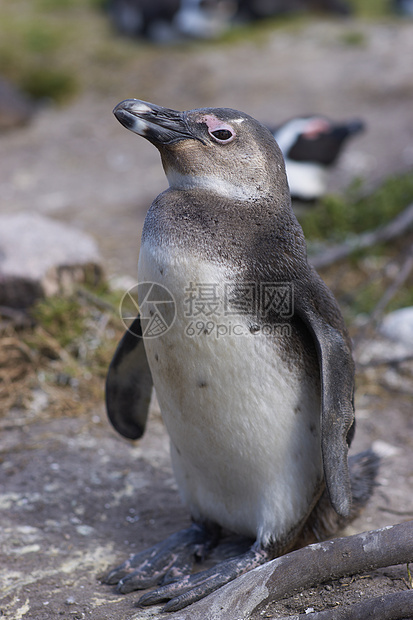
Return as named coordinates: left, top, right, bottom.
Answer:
left=0, top=212, right=103, bottom=307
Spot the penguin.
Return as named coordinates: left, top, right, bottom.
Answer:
left=105, top=99, right=378, bottom=612
left=236, top=0, right=351, bottom=21
left=107, top=0, right=180, bottom=39
left=0, top=78, right=34, bottom=131
left=107, top=0, right=351, bottom=41
left=107, top=0, right=235, bottom=41
left=270, top=115, right=365, bottom=202
left=393, top=0, right=413, bottom=16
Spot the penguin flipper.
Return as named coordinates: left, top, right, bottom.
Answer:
left=105, top=316, right=153, bottom=440
left=294, top=293, right=354, bottom=519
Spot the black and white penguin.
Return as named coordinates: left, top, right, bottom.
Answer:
left=236, top=0, right=351, bottom=21
left=107, top=0, right=235, bottom=41
left=0, top=78, right=34, bottom=131
left=105, top=99, right=378, bottom=611
left=393, top=0, right=413, bottom=16
left=270, top=115, right=365, bottom=202
left=107, top=0, right=351, bottom=41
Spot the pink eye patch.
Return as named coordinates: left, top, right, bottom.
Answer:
left=201, top=114, right=235, bottom=143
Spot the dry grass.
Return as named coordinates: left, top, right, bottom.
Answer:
left=0, top=286, right=124, bottom=422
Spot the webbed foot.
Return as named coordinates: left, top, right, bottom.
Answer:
left=105, top=523, right=219, bottom=594
left=139, top=545, right=269, bottom=612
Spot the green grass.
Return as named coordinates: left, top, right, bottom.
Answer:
left=334, top=248, right=413, bottom=319
left=28, top=283, right=124, bottom=376
left=352, top=276, right=413, bottom=315
left=0, top=0, right=111, bottom=102
left=300, top=172, right=413, bottom=243
left=299, top=171, right=413, bottom=319
left=0, top=0, right=397, bottom=103
left=339, top=29, right=367, bottom=46
left=3, top=283, right=124, bottom=418
left=348, top=0, right=390, bottom=17
left=31, top=296, right=92, bottom=350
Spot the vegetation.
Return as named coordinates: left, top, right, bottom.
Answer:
left=0, top=0, right=399, bottom=103
left=29, top=284, right=123, bottom=375
left=0, top=0, right=122, bottom=102
left=300, top=172, right=413, bottom=242
left=0, top=0, right=411, bottom=412
left=0, top=283, right=125, bottom=418
left=298, top=171, right=413, bottom=320
left=348, top=0, right=390, bottom=17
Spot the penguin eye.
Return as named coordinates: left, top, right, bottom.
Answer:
left=209, top=128, right=234, bottom=143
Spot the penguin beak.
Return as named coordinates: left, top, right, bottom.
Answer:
left=332, top=119, right=365, bottom=140
left=345, top=119, right=365, bottom=135
left=113, top=99, right=197, bottom=145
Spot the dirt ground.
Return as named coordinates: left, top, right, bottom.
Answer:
left=1, top=16, right=413, bottom=620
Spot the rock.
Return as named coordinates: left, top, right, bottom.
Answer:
left=379, top=307, right=413, bottom=349
left=356, top=307, right=413, bottom=367
left=371, top=440, right=401, bottom=458
left=355, top=338, right=413, bottom=366
left=0, top=78, right=34, bottom=131
left=0, top=213, right=103, bottom=308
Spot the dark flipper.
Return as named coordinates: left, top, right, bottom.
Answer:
left=105, top=523, right=220, bottom=593
left=294, top=281, right=355, bottom=518
left=139, top=545, right=269, bottom=613
left=105, top=316, right=153, bottom=440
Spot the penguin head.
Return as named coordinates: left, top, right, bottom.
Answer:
left=273, top=116, right=365, bottom=167
left=113, top=99, right=289, bottom=202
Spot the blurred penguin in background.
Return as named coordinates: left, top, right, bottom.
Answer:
left=107, top=0, right=352, bottom=41
left=270, top=116, right=365, bottom=202
left=237, top=0, right=351, bottom=20
left=392, top=0, right=413, bottom=16
left=107, top=0, right=236, bottom=41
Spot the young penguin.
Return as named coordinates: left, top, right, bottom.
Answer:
left=105, top=99, right=378, bottom=612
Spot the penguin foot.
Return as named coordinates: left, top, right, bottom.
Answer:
left=105, top=523, right=219, bottom=594
left=138, top=545, right=269, bottom=612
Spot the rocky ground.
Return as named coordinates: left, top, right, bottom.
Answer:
left=1, top=16, right=413, bottom=620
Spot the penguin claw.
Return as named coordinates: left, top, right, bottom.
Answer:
left=105, top=544, right=164, bottom=587
left=138, top=546, right=269, bottom=611
left=105, top=523, right=219, bottom=593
